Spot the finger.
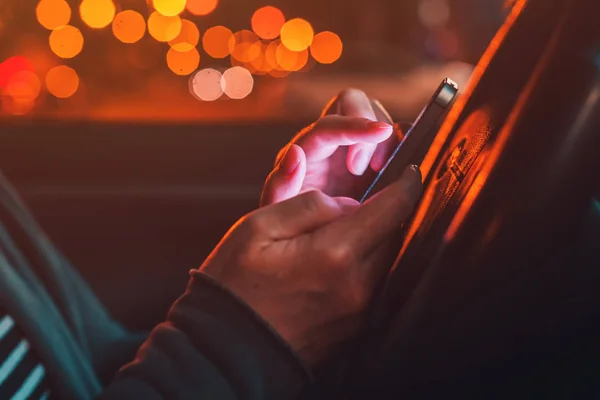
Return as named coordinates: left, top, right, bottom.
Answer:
left=317, top=165, right=422, bottom=257
left=321, top=94, right=341, bottom=116
left=338, top=89, right=379, bottom=176
left=261, top=144, right=307, bottom=206
left=370, top=99, right=401, bottom=172
left=295, top=115, right=393, bottom=162
left=252, top=191, right=358, bottom=240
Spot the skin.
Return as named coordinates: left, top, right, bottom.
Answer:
left=201, top=90, right=422, bottom=366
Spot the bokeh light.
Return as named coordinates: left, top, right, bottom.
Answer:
left=147, top=11, right=182, bottom=42
left=186, top=0, right=219, bottom=16
left=276, top=44, right=308, bottom=71
left=310, top=31, right=343, bottom=64
left=251, top=6, right=285, bottom=40
left=222, top=66, right=253, bottom=99
left=112, top=10, right=146, bottom=44
left=249, top=42, right=273, bottom=75
left=280, top=18, right=314, bottom=52
left=36, top=0, right=71, bottom=30
left=168, top=19, right=200, bottom=52
left=153, top=0, right=186, bottom=17
left=202, top=26, right=233, bottom=58
left=4, top=71, right=42, bottom=102
left=45, top=65, right=79, bottom=98
left=49, top=25, right=84, bottom=59
left=228, top=30, right=261, bottom=63
left=418, top=0, right=451, bottom=30
left=2, top=96, right=35, bottom=116
left=79, top=0, right=116, bottom=29
left=190, top=68, right=223, bottom=101
left=166, top=47, right=200, bottom=76
left=0, top=56, right=34, bottom=89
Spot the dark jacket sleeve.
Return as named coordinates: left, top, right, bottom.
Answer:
left=101, top=272, right=313, bottom=400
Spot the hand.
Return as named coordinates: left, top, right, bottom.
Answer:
left=261, top=89, right=404, bottom=205
left=200, top=165, right=422, bottom=365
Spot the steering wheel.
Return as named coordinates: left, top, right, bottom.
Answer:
left=335, top=0, right=600, bottom=398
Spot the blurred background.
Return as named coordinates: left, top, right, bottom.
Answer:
left=0, top=0, right=509, bottom=328
left=0, top=0, right=510, bottom=121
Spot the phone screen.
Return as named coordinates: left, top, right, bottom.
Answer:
left=360, top=78, right=459, bottom=203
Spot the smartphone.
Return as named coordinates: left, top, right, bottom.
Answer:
left=360, top=78, right=459, bottom=203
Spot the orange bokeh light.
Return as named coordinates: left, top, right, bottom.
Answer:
left=280, top=18, right=314, bottom=52
left=49, top=25, right=84, bottom=59
left=202, top=26, right=233, bottom=59
left=147, top=12, right=182, bottom=42
left=2, top=96, right=35, bottom=116
left=45, top=65, right=79, bottom=98
left=222, top=66, right=253, bottom=99
left=228, top=30, right=261, bottom=63
left=190, top=68, right=223, bottom=101
left=4, top=71, right=41, bottom=102
left=153, top=0, right=186, bottom=17
left=168, top=19, right=200, bottom=52
left=276, top=43, right=308, bottom=71
left=249, top=42, right=273, bottom=75
left=186, top=0, right=219, bottom=16
left=112, top=10, right=146, bottom=44
left=79, top=0, right=116, bottom=29
left=310, top=31, right=343, bottom=64
left=251, top=6, right=285, bottom=40
left=36, top=0, right=71, bottom=30
left=166, top=47, right=200, bottom=76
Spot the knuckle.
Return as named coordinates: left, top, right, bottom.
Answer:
left=338, top=87, right=366, bottom=101
left=300, top=190, right=328, bottom=214
left=239, top=213, right=264, bottom=237
left=324, top=243, right=356, bottom=267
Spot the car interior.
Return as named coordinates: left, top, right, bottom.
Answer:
left=1, top=0, right=600, bottom=398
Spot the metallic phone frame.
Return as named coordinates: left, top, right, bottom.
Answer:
left=360, top=78, right=459, bottom=203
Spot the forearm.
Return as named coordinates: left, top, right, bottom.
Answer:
left=101, top=272, right=312, bottom=399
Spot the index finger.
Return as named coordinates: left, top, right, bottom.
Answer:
left=315, top=165, right=422, bottom=257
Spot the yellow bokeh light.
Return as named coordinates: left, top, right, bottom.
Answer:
left=168, top=19, right=200, bottom=52
left=228, top=30, right=261, bottom=63
left=186, top=0, right=219, bottom=16
left=79, top=0, right=116, bottom=29
left=153, top=0, right=186, bottom=17
left=222, top=66, right=253, bottom=99
left=251, top=6, right=285, bottom=40
left=190, top=68, right=223, bottom=101
left=148, top=12, right=182, bottom=42
left=45, top=65, right=79, bottom=98
left=49, top=25, right=84, bottom=59
left=202, top=26, right=233, bottom=59
left=36, top=0, right=71, bottom=30
left=280, top=18, right=314, bottom=52
left=310, top=31, right=343, bottom=64
left=276, top=44, right=308, bottom=71
left=166, top=47, right=200, bottom=76
left=112, top=10, right=146, bottom=44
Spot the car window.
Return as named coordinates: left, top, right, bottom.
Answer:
left=0, top=0, right=508, bottom=122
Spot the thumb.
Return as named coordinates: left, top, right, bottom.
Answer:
left=252, top=191, right=359, bottom=240
left=260, top=144, right=307, bottom=206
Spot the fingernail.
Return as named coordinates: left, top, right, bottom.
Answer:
left=280, top=147, right=301, bottom=175
left=372, top=99, right=394, bottom=124
left=351, top=149, right=370, bottom=175
left=399, top=164, right=423, bottom=201
left=367, top=121, right=392, bottom=130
